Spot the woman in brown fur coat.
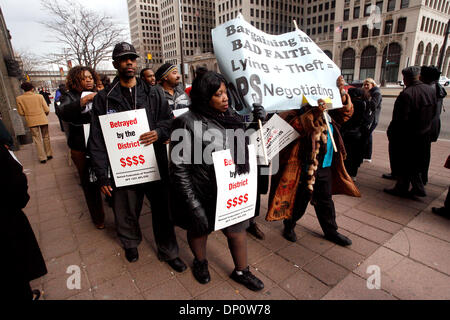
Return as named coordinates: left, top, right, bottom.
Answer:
left=267, top=76, right=361, bottom=246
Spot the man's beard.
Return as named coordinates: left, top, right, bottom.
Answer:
left=120, top=69, right=136, bottom=79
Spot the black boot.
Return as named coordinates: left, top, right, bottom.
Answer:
left=125, top=247, right=139, bottom=263
left=282, top=220, right=297, bottom=242
left=324, top=232, right=352, bottom=246
left=246, top=222, right=265, bottom=240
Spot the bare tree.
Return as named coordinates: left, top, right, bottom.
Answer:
left=40, top=0, right=125, bottom=70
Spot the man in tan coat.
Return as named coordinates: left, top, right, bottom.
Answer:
left=16, top=82, right=53, bottom=163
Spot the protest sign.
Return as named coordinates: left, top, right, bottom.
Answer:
left=99, top=109, right=160, bottom=187
left=212, top=145, right=257, bottom=231
left=83, top=123, right=90, bottom=147
left=250, top=113, right=300, bottom=164
left=212, top=16, right=342, bottom=114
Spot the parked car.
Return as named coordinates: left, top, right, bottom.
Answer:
left=439, top=76, right=449, bottom=86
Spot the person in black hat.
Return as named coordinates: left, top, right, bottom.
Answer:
left=155, top=63, right=191, bottom=111
left=88, top=42, right=187, bottom=272
left=384, top=66, right=438, bottom=198
left=419, top=65, right=447, bottom=185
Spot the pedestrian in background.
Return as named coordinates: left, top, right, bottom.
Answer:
left=170, top=71, right=264, bottom=291
left=57, top=66, right=105, bottom=229
left=1, top=129, right=47, bottom=300
left=384, top=66, right=437, bottom=198
left=140, top=68, right=156, bottom=86
left=54, top=83, right=67, bottom=132
left=16, top=82, right=53, bottom=163
left=419, top=65, right=447, bottom=185
left=362, top=78, right=382, bottom=163
left=155, top=63, right=191, bottom=110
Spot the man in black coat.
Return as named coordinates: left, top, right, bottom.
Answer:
left=419, top=66, right=447, bottom=185
left=384, top=66, right=437, bottom=198
left=88, top=42, right=186, bottom=272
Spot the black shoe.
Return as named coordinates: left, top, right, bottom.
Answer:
left=383, top=188, right=416, bottom=199
left=32, top=289, right=41, bottom=300
left=167, top=257, right=187, bottom=273
left=246, top=222, right=265, bottom=240
left=432, top=207, right=450, bottom=219
left=40, top=160, right=46, bottom=164
left=193, top=258, right=210, bottom=284
left=230, top=266, right=264, bottom=291
left=382, top=173, right=397, bottom=180
left=282, top=222, right=297, bottom=242
left=410, top=188, right=426, bottom=197
left=47, top=156, right=53, bottom=160
left=324, top=232, right=352, bottom=246
left=125, top=247, right=139, bottom=263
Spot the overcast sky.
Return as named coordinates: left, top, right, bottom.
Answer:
left=0, top=0, right=130, bottom=70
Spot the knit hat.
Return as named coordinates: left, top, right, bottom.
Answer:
left=155, top=63, right=177, bottom=81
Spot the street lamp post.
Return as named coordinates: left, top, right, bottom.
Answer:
left=437, top=19, right=450, bottom=72
left=383, top=23, right=392, bottom=87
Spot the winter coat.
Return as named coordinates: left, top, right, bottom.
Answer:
left=430, top=82, right=447, bottom=142
left=89, top=77, right=173, bottom=187
left=16, top=92, right=49, bottom=127
left=387, top=80, right=437, bottom=176
left=56, top=90, right=91, bottom=151
left=365, top=86, right=382, bottom=127
left=169, top=110, right=233, bottom=231
left=267, top=98, right=361, bottom=222
left=158, top=84, right=191, bottom=110
left=0, top=145, right=47, bottom=287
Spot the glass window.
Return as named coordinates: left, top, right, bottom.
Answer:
left=384, top=20, right=393, bottom=34
left=397, top=17, right=407, bottom=33
left=342, top=28, right=348, bottom=40
left=351, top=26, right=359, bottom=39
left=354, top=7, right=360, bottom=19
left=387, top=0, right=396, bottom=11
left=343, top=9, right=350, bottom=21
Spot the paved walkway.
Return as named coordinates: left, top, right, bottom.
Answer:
left=20, top=113, right=450, bottom=300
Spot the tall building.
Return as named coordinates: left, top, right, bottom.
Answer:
left=333, top=0, right=450, bottom=84
left=160, top=0, right=215, bottom=66
left=127, top=0, right=163, bottom=69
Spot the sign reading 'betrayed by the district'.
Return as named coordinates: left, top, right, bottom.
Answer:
left=212, top=145, right=258, bottom=231
left=99, top=109, right=160, bottom=187
left=212, top=16, right=342, bottom=114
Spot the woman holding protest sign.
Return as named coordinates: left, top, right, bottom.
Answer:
left=57, top=66, right=105, bottom=229
left=169, top=71, right=265, bottom=291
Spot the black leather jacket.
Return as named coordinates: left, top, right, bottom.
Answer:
left=89, top=77, right=173, bottom=187
left=169, top=110, right=236, bottom=230
left=56, top=90, right=91, bottom=151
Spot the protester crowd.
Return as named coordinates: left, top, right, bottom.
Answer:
left=5, top=40, right=448, bottom=300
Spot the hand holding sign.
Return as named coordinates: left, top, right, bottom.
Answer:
left=101, top=185, right=113, bottom=197
left=81, top=92, right=97, bottom=107
left=139, top=130, right=158, bottom=146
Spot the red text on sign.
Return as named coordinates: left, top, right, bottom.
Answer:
left=120, top=155, right=145, bottom=167
left=226, top=193, right=249, bottom=209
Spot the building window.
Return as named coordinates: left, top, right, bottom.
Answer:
left=351, top=26, right=358, bottom=39
left=361, top=25, right=369, bottom=38
left=343, top=9, right=350, bottom=21
left=376, top=1, right=383, bottom=13
left=354, top=7, right=360, bottom=19
left=381, top=43, right=402, bottom=82
left=342, top=28, right=348, bottom=40
left=387, top=0, right=396, bottom=12
left=400, top=0, right=409, bottom=8
left=397, top=17, right=407, bottom=33
left=384, top=20, right=394, bottom=34
left=364, top=4, right=371, bottom=17
left=360, top=46, right=377, bottom=79
left=341, top=48, right=355, bottom=83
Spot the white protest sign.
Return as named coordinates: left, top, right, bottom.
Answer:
left=212, top=16, right=342, bottom=114
left=173, top=108, right=189, bottom=118
left=81, top=91, right=93, bottom=114
left=212, top=144, right=257, bottom=231
left=99, top=109, right=160, bottom=187
left=83, top=123, right=90, bottom=147
left=250, top=114, right=300, bottom=164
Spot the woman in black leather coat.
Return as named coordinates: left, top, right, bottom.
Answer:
left=56, top=66, right=105, bottom=229
left=169, top=71, right=264, bottom=291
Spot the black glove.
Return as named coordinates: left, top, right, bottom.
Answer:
left=190, top=206, right=209, bottom=236
left=252, top=103, right=266, bottom=122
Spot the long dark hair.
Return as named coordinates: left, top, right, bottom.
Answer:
left=66, top=66, right=99, bottom=93
left=190, top=71, right=250, bottom=174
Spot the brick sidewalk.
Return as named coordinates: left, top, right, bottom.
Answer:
left=19, top=113, right=450, bottom=300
